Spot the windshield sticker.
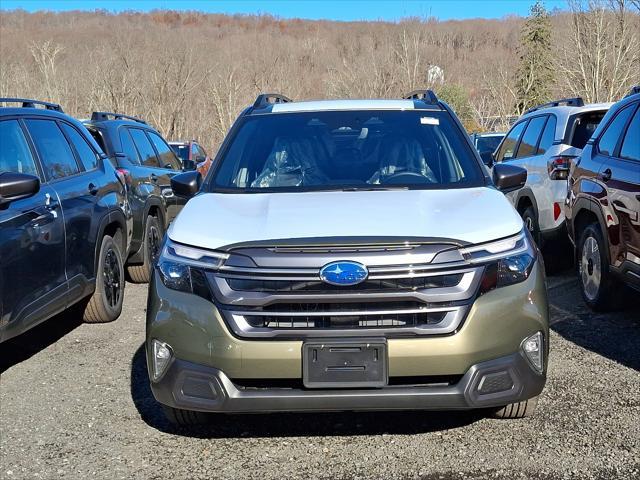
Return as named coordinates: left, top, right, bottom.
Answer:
left=420, top=117, right=440, bottom=125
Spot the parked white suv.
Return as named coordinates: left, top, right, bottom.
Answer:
left=492, top=98, right=612, bottom=248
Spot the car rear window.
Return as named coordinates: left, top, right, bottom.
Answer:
left=171, top=144, right=190, bottom=161
left=570, top=111, right=607, bottom=148
left=475, top=135, right=503, bottom=154
left=211, top=110, right=484, bottom=192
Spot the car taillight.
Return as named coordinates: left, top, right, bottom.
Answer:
left=115, top=167, right=131, bottom=188
left=547, top=155, right=574, bottom=180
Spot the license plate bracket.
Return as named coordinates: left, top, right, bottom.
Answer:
left=302, top=338, right=387, bottom=389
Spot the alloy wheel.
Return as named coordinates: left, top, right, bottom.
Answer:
left=580, top=236, right=601, bottom=301
left=148, top=225, right=161, bottom=267
left=103, top=248, right=122, bottom=308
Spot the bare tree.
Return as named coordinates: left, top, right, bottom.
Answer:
left=555, top=0, right=640, bottom=102
left=29, top=40, right=64, bottom=102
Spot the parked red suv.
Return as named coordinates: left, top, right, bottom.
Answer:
left=566, top=87, right=640, bottom=311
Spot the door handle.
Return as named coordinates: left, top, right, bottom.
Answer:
left=150, top=174, right=159, bottom=183
left=88, top=183, right=99, bottom=195
left=600, top=168, right=612, bottom=182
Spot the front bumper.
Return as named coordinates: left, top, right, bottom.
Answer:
left=150, top=351, right=545, bottom=413
left=146, top=257, right=549, bottom=413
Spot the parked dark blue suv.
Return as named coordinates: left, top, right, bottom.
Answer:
left=83, top=113, right=185, bottom=283
left=0, top=98, right=132, bottom=342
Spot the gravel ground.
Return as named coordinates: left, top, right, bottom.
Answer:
left=1, top=271, right=639, bottom=480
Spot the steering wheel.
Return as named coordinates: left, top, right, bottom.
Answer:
left=380, top=171, right=432, bottom=185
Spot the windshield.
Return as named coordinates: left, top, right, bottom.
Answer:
left=210, top=110, right=484, bottom=192
left=475, top=135, right=503, bottom=154
left=171, top=144, right=190, bottom=161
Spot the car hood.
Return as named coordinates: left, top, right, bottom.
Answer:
left=167, top=187, right=523, bottom=250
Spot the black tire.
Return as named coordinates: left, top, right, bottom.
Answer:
left=83, top=233, right=125, bottom=323
left=162, top=405, right=211, bottom=426
left=521, top=206, right=541, bottom=247
left=492, top=396, right=538, bottom=419
left=577, top=222, right=621, bottom=311
left=127, top=215, right=163, bottom=284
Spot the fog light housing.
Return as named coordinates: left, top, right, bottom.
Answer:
left=521, top=331, right=544, bottom=373
left=151, top=339, right=173, bottom=381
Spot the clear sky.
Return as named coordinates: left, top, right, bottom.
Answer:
left=0, top=0, right=567, bottom=21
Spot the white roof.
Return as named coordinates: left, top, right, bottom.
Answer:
left=271, top=99, right=418, bottom=113
left=522, top=102, right=613, bottom=121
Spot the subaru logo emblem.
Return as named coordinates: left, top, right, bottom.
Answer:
left=319, top=261, right=368, bottom=286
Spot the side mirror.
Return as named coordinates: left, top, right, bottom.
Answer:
left=195, top=155, right=206, bottom=164
left=479, top=151, right=494, bottom=167
left=492, top=164, right=527, bottom=193
left=0, top=172, right=40, bottom=206
left=170, top=171, right=202, bottom=199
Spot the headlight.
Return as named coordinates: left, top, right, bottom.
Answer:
left=157, top=239, right=228, bottom=298
left=460, top=230, right=537, bottom=293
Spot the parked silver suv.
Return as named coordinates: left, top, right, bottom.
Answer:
left=493, top=98, right=611, bottom=248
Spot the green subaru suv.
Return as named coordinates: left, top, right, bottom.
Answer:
left=146, top=91, right=549, bottom=425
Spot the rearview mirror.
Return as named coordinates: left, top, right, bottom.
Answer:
left=171, top=171, right=202, bottom=199
left=0, top=172, right=40, bottom=206
left=492, top=164, right=527, bottom=193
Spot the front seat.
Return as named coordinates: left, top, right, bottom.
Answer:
left=368, top=136, right=437, bottom=184
left=251, top=136, right=328, bottom=188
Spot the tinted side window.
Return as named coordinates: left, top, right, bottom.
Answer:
left=0, top=120, right=39, bottom=176
left=119, top=128, right=141, bottom=165
left=25, top=119, right=79, bottom=180
left=598, top=105, right=635, bottom=157
left=537, top=116, right=556, bottom=155
left=497, top=121, right=527, bottom=162
left=571, top=110, right=606, bottom=149
left=60, top=123, right=98, bottom=171
left=516, top=116, right=547, bottom=158
left=148, top=131, right=180, bottom=170
left=620, top=106, right=640, bottom=162
left=129, top=128, right=159, bottom=167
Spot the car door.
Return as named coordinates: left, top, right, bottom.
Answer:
left=510, top=115, right=552, bottom=223
left=597, top=102, right=640, bottom=277
left=128, top=128, right=175, bottom=225
left=494, top=120, right=528, bottom=206
left=0, top=118, right=66, bottom=340
left=24, top=118, right=103, bottom=299
left=146, top=130, right=185, bottom=220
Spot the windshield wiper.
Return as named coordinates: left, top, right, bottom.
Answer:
left=341, top=186, right=409, bottom=192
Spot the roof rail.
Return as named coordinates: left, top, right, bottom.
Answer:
left=90, top=111, right=147, bottom=124
left=252, top=93, right=292, bottom=110
left=402, top=90, right=439, bottom=105
left=525, top=97, right=584, bottom=114
left=0, top=97, right=63, bottom=112
left=625, top=85, right=640, bottom=98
